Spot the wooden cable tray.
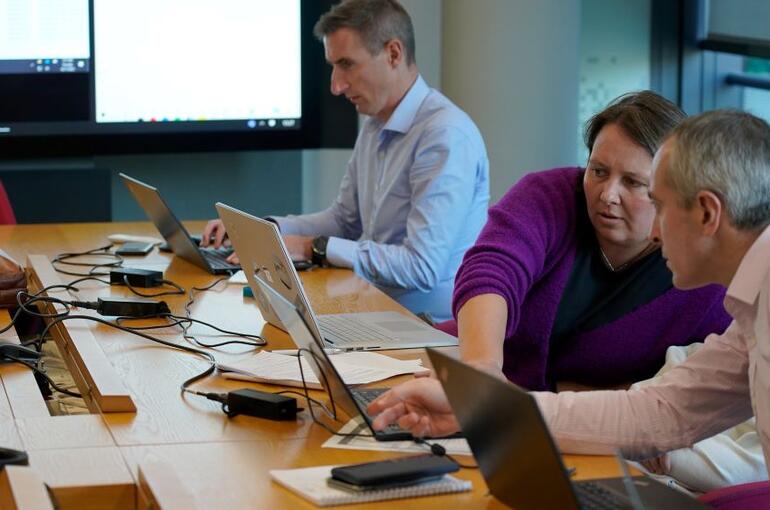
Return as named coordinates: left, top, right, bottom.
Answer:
left=26, top=255, right=136, bottom=413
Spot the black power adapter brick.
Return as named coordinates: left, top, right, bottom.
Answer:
left=225, top=389, right=298, bottom=420
left=110, top=268, right=163, bottom=288
left=96, top=297, right=170, bottom=317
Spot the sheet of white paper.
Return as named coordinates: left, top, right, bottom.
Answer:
left=322, top=418, right=473, bottom=456
left=219, top=351, right=428, bottom=388
left=220, top=351, right=320, bottom=385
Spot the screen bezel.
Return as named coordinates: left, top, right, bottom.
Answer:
left=0, top=0, right=356, bottom=158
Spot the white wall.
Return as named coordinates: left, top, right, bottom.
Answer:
left=303, top=0, right=585, bottom=210
left=403, top=0, right=443, bottom=89
left=441, top=0, right=581, bottom=203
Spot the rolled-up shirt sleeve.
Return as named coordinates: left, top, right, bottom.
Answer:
left=533, top=320, right=754, bottom=459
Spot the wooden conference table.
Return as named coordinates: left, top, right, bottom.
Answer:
left=0, top=222, right=624, bottom=509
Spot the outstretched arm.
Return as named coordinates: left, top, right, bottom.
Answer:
left=535, top=322, right=753, bottom=459
left=457, top=294, right=509, bottom=377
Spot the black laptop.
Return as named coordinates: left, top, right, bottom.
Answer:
left=427, top=349, right=709, bottom=510
left=120, top=173, right=239, bottom=275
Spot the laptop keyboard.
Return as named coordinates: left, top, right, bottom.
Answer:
left=352, top=387, right=387, bottom=408
left=318, top=315, right=397, bottom=345
left=575, top=482, right=628, bottom=510
left=352, top=388, right=407, bottom=435
left=201, top=248, right=239, bottom=270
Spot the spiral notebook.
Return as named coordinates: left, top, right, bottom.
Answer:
left=270, top=465, right=472, bottom=507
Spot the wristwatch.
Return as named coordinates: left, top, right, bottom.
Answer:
left=311, top=236, right=329, bottom=266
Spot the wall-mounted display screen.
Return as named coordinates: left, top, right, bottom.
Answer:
left=0, top=0, right=354, bottom=157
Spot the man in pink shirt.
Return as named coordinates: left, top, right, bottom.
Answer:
left=368, top=109, right=770, bottom=476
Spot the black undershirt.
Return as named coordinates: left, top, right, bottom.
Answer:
left=549, top=188, right=673, bottom=344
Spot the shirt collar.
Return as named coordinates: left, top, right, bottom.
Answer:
left=727, top=224, right=770, bottom=305
left=380, top=75, right=429, bottom=135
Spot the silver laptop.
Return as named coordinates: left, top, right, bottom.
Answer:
left=120, top=173, right=239, bottom=275
left=427, top=349, right=710, bottom=510
left=254, top=272, right=430, bottom=441
left=216, top=202, right=458, bottom=351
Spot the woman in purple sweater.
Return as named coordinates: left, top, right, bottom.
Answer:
left=450, top=91, right=731, bottom=391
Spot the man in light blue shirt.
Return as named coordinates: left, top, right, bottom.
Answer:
left=204, top=0, right=489, bottom=321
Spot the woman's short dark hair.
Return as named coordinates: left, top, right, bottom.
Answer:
left=313, top=0, right=416, bottom=65
left=584, top=91, right=686, bottom=158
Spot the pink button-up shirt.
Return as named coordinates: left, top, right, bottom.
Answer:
left=534, top=224, right=770, bottom=473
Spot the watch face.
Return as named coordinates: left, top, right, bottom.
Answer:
left=312, top=237, right=326, bottom=255
left=312, top=237, right=328, bottom=266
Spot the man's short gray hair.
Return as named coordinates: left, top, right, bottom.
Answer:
left=667, top=110, right=770, bottom=231
left=314, top=0, right=416, bottom=65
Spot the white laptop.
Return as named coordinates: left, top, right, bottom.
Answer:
left=215, top=203, right=459, bottom=351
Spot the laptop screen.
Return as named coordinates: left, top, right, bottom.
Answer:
left=120, top=173, right=210, bottom=269
left=428, top=348, right=582, bottom=509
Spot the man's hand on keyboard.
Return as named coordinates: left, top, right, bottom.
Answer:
left=367, top=378, right=460, bottom=438
left=201, top=219, right=229, bottom=249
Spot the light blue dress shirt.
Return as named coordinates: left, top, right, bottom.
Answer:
left=274, top=76, right=489, bottom=321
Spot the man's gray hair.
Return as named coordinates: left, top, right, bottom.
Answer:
left=667, top=109, right=770, bottom=231
left=314, top=0, right=416, bottom=65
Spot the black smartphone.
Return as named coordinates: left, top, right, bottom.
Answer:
left=329, top=454, right=459, bottom=488
left=115, top=241, right=154, bottom=256
left=326, top=474, right=445, bottom=492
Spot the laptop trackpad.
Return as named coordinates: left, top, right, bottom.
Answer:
left=374, top=320, right=423, bottom=333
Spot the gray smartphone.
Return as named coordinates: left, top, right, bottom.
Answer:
left=115, top=241, right=154, bottom=256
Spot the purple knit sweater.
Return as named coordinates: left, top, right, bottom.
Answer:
left=452, top=167, right=731, bottom=391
